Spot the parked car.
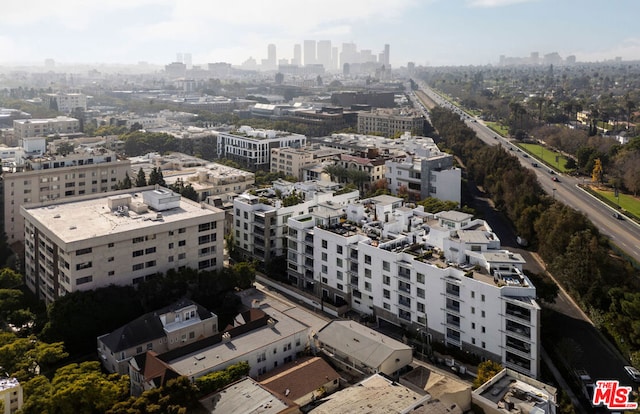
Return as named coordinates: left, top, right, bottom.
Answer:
left=613, top=212, right=624, bottom=220
left=552, top=177, right=559, bottom=182
left=625, top=365, right=640, bottom=382
left=531, top=162, right=538, bottom=167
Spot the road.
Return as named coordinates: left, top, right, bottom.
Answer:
left=415, top=83, right=640, bottom=265
left=413, top=83, right=640, bottom=410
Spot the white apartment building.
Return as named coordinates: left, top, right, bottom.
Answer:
left=3, top=137, right=130, bottom=244
left=386, top=137, right=461, bottom=203
left=0, top=378, right=22, bottom=414
left=233, top=181, right=359, bottom=268
left=13, top=116, right=79, bottom=139
left=288, top=195, right=540, bottom=378
left=43, top=93, right=87, bottom=113
left=22, top=187, right=225, bottom=303
left=217, top=126, right=306, bottom=171
left=357, top=109, right=424, bottom=137
left=97, top=299, right=219, bottom=375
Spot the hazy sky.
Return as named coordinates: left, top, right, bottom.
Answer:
left=1, top=0, right=639, bottom=67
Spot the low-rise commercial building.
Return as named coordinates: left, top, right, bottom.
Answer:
left=357, top=109, right=425, bottom=137
left=13, top=116, right=79, bottom=139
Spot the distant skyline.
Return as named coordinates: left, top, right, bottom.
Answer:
left=1, top=0, right=640, bottom=68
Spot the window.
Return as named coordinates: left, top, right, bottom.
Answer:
left=383, top=303, right=390, bottom=310
left=472, top=322, right=476, bottom=329
left=383, top=289, right=390, bottom=299
left=471, top=307, right=475, bottom=314
left=481, top=326, right=486, bottom=333
left=481, top=310, right=486, bottom=318
left=76, top=247, right=92, bottom=256
left=364, top=255, right=371, bottom=264
left=383, top=261, right=390, bottom=271
left=336, top=245, right=343, bottom=254
left=416, top=273, right=425, bottom=283
left=417, top=302, right=425, bottom=312
left=178, top=228, right=186, bottom=234
left=76, top=275, right=93, bottom=285
left=168, top=256, right=174, bottom=262
left=198, top=235, right=211, bottom=245
left=178, top=240, right=186, bottom=247
left=108, top=243, right=114, bottom=248
left=168, top=243, right=174, bottom=249
left=364, top=282, right=371, bottom=292
left=471, top=291, right=475, bottom=298
left=337, top=271, right=343, bottom=280
left=336, top=258, right=343, bottom=267
left=107, top=257, right=114, bottom=262
left=108, top=271, right=115, bottom=276
left=321, top=252, right=327, bottom=261
left=321, top=239, right=327, bottom=249
left=76, top=262, right=92, bottom=270
left=364, top=268, right=372, bottom=278
left=383, top=275, right=390, bottom=285
left=321, top=265, right=327, bottom=273
left=147, top=343, right=153, bottom=350
left=257, top=352, right=266, bottom=363
left=178, top=253, right=186, bottom=260
left=145, top=247, right=156, bottom=254
left=145, top=260, right=156, bottom=268
left=132, top=250, right=144, bottom=257
left=132, top=236, right=144, bottom=244
left=481, top=294, right=485, bottom=302
left=132, top=263, right=144, bottom=271
left=417, top=287, right=425, bottom=298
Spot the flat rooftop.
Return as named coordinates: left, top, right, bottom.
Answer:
left=23, top=189, right=220, bottom=243
left=199, top=377, right=294, bottom=414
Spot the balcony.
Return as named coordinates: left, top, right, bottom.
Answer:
left=399, top=310, right=411, bottom=321
left=304, top=235, right=314, bottom=244
left=398, top=298, right=411, bottom=309
left=398, top=284, right=411, bottom=294
left=506, top=305, right=531, bottom=323
left=505, top=323, right=530, bottom=339
left=305, top=247, right=314, bottom=257
left=398, top=267, right=411, bottom=280
left=445, top=286, right=460, bottom=297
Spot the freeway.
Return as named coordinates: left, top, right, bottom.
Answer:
left=416, top=83, right=640, bottom=265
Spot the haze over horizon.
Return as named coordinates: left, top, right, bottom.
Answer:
left=1, top=0, right=640, bottom=68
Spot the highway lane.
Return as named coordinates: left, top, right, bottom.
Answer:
left=416, top=83, right=640, bottom=264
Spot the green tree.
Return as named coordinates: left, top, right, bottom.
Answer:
left=22, top=361, right=129, bottom=414
left=121, top=171, right=132, bottom=189
left=135, top=168, right=147, bottom=187
left=180, top=183, right=198, bottom=201
left=473, top=360, right=503, bottom=389
left=195, top=361, right=250, bottom=397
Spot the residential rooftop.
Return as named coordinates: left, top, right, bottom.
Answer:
left=23, top=187, right=221, bottom=243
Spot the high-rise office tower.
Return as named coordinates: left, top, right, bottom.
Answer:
left=340, top=42, right=358, bottom=66
left=293, top=44, right=302, bottom=66
left=317, top=40, right=332, bottom=70
left=383, top=44, right=390, bottom=66
left=267, top=44, right=276, bottom=69
left=304, top=40, right=316, bottom=66
left=184, top=53, right=192, bottom=69
left=331, top=47, right=339, bottom=71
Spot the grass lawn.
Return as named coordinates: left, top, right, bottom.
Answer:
left=589, top=186, right=640, bottom=218
left=518, top=143, right=571, bottom=173
left=485, top=122, right=509, bottom=136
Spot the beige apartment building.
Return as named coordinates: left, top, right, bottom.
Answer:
left=3, top=138, right=130, bottom=244
left=270, top=145, right=345, bottom=180
left=357, top=109, right=424, bottom=137
left=22, top=187, right=225, bottom=303
left=13, top=116, right=79, bottom=139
